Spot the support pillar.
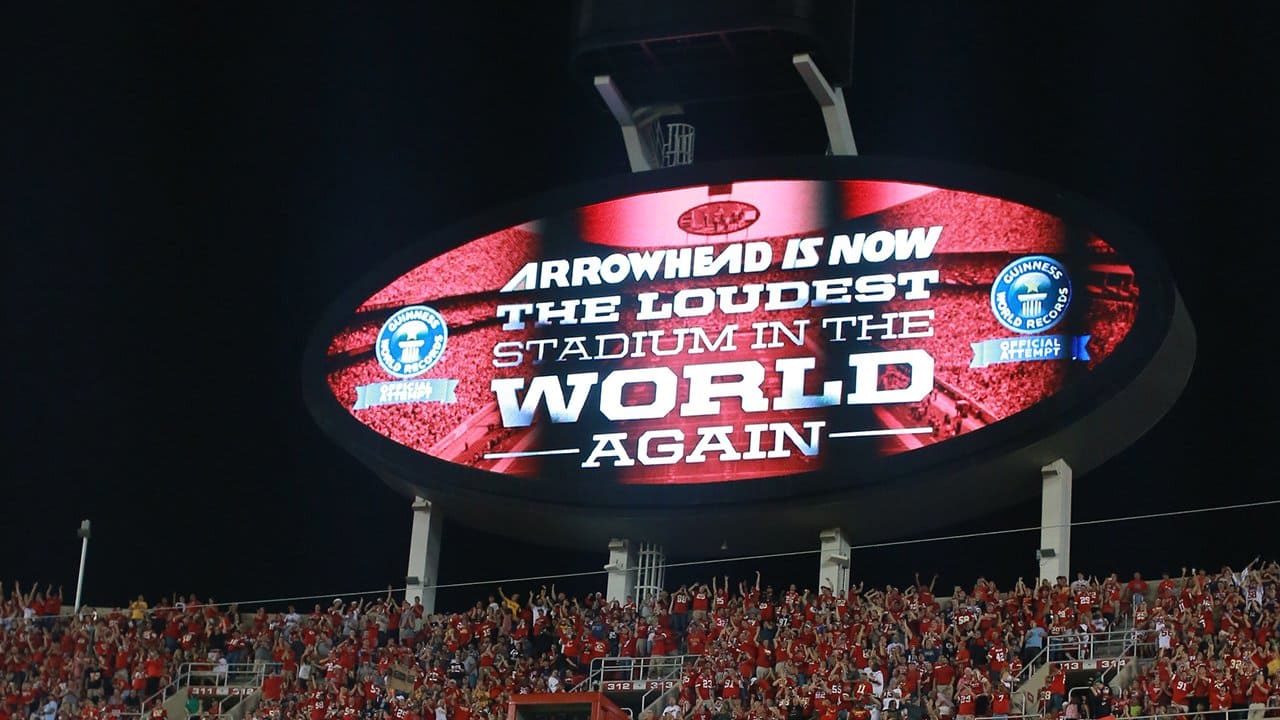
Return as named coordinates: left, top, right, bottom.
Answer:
left=405, top=497, right=442, bottom=614
left=793, top=53, right=858, bottom=156
left=604, top=538, right=637, bottom=603
left=1038, top=459, right=1072, bottom=584
left=635, top=543, right=666, bottom=606
left=818, top=528, right=851, bottom=596
left=593, top=75, right=683, bottom=173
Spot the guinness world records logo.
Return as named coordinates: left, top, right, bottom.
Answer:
left=375, top=305, right=448, bottom=378
left=990, top=255, right=1073, bottom=334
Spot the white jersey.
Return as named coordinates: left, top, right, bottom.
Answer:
left=1155, top=620, right=1171, bottom=649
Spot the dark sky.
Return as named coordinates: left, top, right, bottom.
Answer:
left=7, top=2, right=1278, bottom=612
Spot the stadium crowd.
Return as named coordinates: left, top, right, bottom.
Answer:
left=355, top=228, right=539, bottom=314
left=1108, top=562, right=1279, bottom=720
left=2, top=559, right=1275, bottom=720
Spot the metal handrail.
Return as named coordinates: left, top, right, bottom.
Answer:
left=120, top=662, right=276, bottom=719
left=1014, top=644, right=1050, bottom=686
left=1046, top=628, right=1141, bottom=661
left=211, top=681, right=261, bottom=720
left=1016, top=629, right=1156, bottom=718
left=1012, top=644, right=1049, bottom=718
left=640, top=669, right=686, bottom=716
left=573, top=654, right=699, bottom=693
left=985, top=710, right=1268, bottom=720
left=641, top=687, right=678, bottom=720
left=1103, top=630, right=1156, bottom=690
left=183, top=661, right=272, bottom=685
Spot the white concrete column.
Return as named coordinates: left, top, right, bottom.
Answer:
left=605, top=538, right=637, bottom=603
left=635, top=543, right=666, bottom=606
left=1038, top=459, right=1073, bottom=584
left=818, top=528, right=851, bottom=596
left=405, top=497, right=443, bottom=614
left=793, top=53, right=858, bottom=156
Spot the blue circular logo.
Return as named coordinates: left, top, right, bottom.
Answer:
left=990, top=255, right=1073, bottom=334
left=375, top=306, right=448, bottom=378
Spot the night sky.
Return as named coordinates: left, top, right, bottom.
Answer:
left=7, top=2, right=1277, bottom=613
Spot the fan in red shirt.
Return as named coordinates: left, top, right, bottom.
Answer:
left=954, top=682, right=978, bottom=720
left=561, top=634, right=580, bottom=664
left=817, top=697, right=840, bottom=720
left=696, top=672, right=716, bottom=701
left=1047, top=665, right=1068, bottom=710
left=851, top=676, right=873, bottom=704
left=990, top=685, right=1012, bottom=718
left=1191, top=665, right=1213, bottom=707
left=1209, top=677, right=1233, bottom=713
left=988, top=640, right=1009, bottom=678
left=1247, top=671, right=1272, bottom=716
left=593, top=635, right=610, bottom=661
left=721, top=673, right=740, bottom=700
left=932, top=658, right=955, bottom=690
left=1127, top=572, right=1149, bottom=604
left=261, top=673, right=283, bottom=702
left=692, top=585, right=711, bottom=620
left=1169, top=672, right=1192, bottom=711
left=686, top=622, right=707, bottom=656
left=308, top=693, right=327, bottom=720
left=652, top=626, right=673, bottom=657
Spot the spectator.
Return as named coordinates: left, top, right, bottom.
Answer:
left=1022, top=624, right=1047, bottom=664
left=130, top=595, right=149, bottom=621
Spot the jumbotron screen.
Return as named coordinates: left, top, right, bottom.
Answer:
left=322, top=178, right=1139, bottom=486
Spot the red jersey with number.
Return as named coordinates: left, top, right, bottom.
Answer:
left=1171, top=677, right=1191, bottom=705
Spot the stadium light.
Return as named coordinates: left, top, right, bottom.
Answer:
left=74, top=520, right=90, bottom=612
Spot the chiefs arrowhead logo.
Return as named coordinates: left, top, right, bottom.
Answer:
left=677, top=200, right=760, bottom=235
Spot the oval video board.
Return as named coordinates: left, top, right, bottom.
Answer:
left=304, top=157, right=1189, bottom=541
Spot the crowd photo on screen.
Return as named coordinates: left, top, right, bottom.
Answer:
left=1, top=557, right=1277, bottom=720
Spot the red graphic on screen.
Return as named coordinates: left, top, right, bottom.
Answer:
left=677, top=200, right=760, bottom=235
left=323, top=180, right=1139, bottom=486
left=579, top=180, right=820, bottom=248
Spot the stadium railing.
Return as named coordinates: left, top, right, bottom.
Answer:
left=125, top=663, right=273, bottom=719
left=1046, top=628, right=1146, bottom=661
left=1003, top=711, right=1271, bottom=720
left=573, top=654, right=700, bottom=693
